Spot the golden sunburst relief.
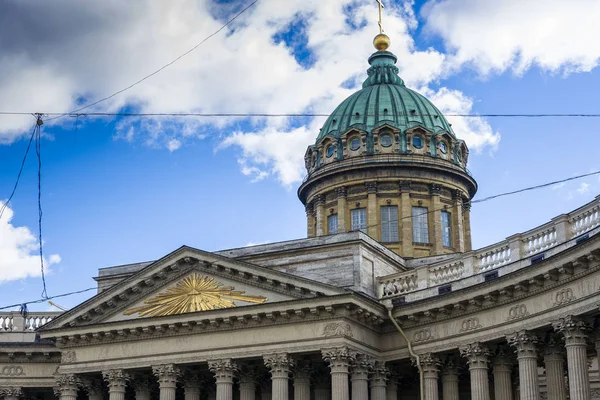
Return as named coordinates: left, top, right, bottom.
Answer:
left=123, top=273, right=268, bottom=317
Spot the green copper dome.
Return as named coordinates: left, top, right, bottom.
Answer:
left=317, top=51, right=454, bottom=142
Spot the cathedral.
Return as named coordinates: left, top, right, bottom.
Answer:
left=1, top=24, right=600, bottom=400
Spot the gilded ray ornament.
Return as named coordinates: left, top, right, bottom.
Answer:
left=124, top=273, right=268, bottom=317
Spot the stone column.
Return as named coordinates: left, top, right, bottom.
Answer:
left=264, top=353, right=294, bottom=400
left=442, top=357, right=460, bottom=400
left=553, top=316, right=591, bottom=400
left=239, top=366, right=258, bottom=400
left=350, top=354, right=371, bottom=400
left=386, top=366, right=399, bottom=400
left=420, top=353, right=440, bottom=400
left=507, top=331, right=540, bottom=400
left=0, top=388, right=22, bottom=400
left=131, top=375, right=152, bottom=400
left=370, top=361, right=388, bottom=400
left=315, top=195, right=325, bottom=237
left=153, top=364, right=181, bottom=400
left=430, top=184, right=443, bottom=253
left=452, top=190, right=465, bottom=252
left=294, top=361, right=311, bottom=400
left=103, top=370, right=129, bottom=400
left=184, top=371, right=203, bottom=400
left=492, top=347, right=514, bottom=400
left=322, top=347, right=355, bottom=400
left=306, top=204, right=315, bottom=237
left=209, top=359, right=238, bottom=400
left=55, top=374, right=80, bottom=400
left=366, top=182, right=379, bottom=239
left=463, top=201, right=472, bottom=251
left=460, top=342, right=491, bottom=400
left=543, top=338, right=567, bottom=400
left=337, top=187, right=348, bottom=233
left=313, top=365, right=331, bottom=400
left=400, top=181, right=413, bottom=257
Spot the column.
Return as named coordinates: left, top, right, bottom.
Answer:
left=264, top=353, right=294, bottom=400
left=350, top=354, right=371, bottom=400
left=386, top=366, right=399, bottom=400
left=430, top=184, right=443, bottom=253
left=370, top=361, right=388, bottom=400
left=313, top=365, right=331, bottom=400
left=55, top=374, right=79, bottom=400
left=507, top=331, right=540, bottom=400
left=492, top=347, right=514, bottom=400
left=452, top=190, right=465, bottom=252
left=102, top=370, right=129, bottom=400
left=0, top=388, right=22, bottom=400
left=322, top=347, right=355, bottom=400
left=239, top=366, right=258, bottom=400
left=366, top=182, right=378, bottom=239
left=306, top=204, right=315, bottom=237
left=420, top=353, right=440, bottom=400
left=131, top=375, right=152, bottom=400
left=337, top=187, right=348, bottom=233
left=442, top=357, right=460, bottom=400
left=543, top=338, right=567, bottom=400
left=460, top=342, right=491, bottom=400
left=463, top=201, right=472, bottom=251
left=153, top=364, right=180, bottom=400
left=294, top=361, right=311, bottom=400
left=400, top=181, right=413, bottom=257
left=209, top=359, right=238, bottom=400
left=315, top=195, right=325, bottom=236
left=184, top=371, right=203, bottom=400
left=553, top=316, right=591, bottom=400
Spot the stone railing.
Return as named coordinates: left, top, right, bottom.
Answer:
left=379, top=195, right=600, bottom=300
left=0, top=312, right=62, bottom=332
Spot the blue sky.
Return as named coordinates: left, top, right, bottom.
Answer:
left=1, top=0, right=600, bottom=310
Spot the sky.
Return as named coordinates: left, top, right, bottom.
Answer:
left=1, top=0, right=600, bottom=310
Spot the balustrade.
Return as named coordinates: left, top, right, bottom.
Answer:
left=0, top=311, right=61, bottom=332
left=380, top=272, right=418, bottom=297
left=428, top=262, right=465, bottom=286
left=477, top=244, right=511, bottom=272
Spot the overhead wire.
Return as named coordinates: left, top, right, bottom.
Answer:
left=34, top=114, right=48, bottom=299
left=2, top=169, right=599, bottom=312
left=44, top=0, right=258, bottom=123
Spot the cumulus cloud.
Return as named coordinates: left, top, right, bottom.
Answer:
left=423, top=0, right=600, bottom=76
left=0, top=205, right=60, bottom=283
left=0, top=0, right=500, bottom=185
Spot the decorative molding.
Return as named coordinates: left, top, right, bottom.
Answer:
left=61, top=350, right=76, bottom=363
left=322, top=323, right=353, bottom=338
left=413, top=328, right=433, bottom=343
left=0, top=366, right=25, bottom=376
left=0, top=387, right=22, bottom=397
left=506, top=304, right=529, bottom=321
left=460, top=317, right=482, bottom=332
left=553, top=288, right=575, bottom=306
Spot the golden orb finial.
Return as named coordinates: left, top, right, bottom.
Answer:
left=373, top=33, right=390, bottom=51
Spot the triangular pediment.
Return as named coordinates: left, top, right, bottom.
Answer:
left=41, top=246, right=345, bottom=330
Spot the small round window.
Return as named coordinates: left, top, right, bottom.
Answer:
left=438, top=141, right=448, bottom=154
left=326, top=145, right=335, bottom=158
left=349, top=137, right=361, bottom=151
left=380, top=134, right=393, bottom=147
left=412, top=136, right=423, bottom=149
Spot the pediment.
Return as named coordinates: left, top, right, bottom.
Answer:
left=41, top=246, right=345, bottom=330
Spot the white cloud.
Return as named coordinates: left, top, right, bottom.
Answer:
left=423, top=0, right=600, bottom=76
left=577, top=182, right=590, bottom=195
left=0, top=205, right=60, bottom=283
left=0, top=0, right=500, bottom=185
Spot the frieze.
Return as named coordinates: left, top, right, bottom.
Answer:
left=507, top=304, right=529, bottom=321
left=322, top=323, right=353, bottom=338
left=61, top=351, right=76, bottom=363
left=459, top=317, right=482, bottom=332
left=413, top=328, right=433, bottom=343
left=0, top=365, right=25, bottom=376
left=553, top=288, right=575, bottom=306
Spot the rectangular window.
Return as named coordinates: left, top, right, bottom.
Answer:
left=381, top=206, right=399, bottom=242
left=441, top=211, right=452, bottom=247
left=328, top=214, right=338, bottom=235
left=412, top=206, right=429, bottom=243
left=351, top=208, right=367, bottom=233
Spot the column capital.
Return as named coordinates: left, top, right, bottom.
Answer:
left=429, top=184, right=442, bottom=196
left=264, top=353, right=294, bottom=379
left=305, top=203, right=314, bottom=215
left=80, top=376, right=104, bottom=397
left=462, top=200, right=472, bottom=212
left=351, top=353, right=373, bottom=379
left=182, top=370, right=204, bottom=389
left=507, top=330, right=539, bottom=359
left=492, top=346, right=514, bottom=372
left=208, top=359, right=238, bottom=383
left=152, top=364, right=181, bottom=388
left=336, top=187, right=347, bottom=198
left=452, top=190, right=464, bottom=202
left=321, top=346, right=356, bottom=373
left=370, top=360, right=388, bottom=387
left=399, top=180, right=411, bottom=192
left=102, top=369, right=129, bottom=392
left=294, top=360, right=311, bottom=380
left=239, top=364, right=260, bottom=384
left=313, top=194, right=326, bottom=206
left=366, top=181, right=378, bottom=194
left=55, top=373, right=81, bottom=397
left=543, top=335, right=565, bottom=362
left=418, top=353, right=441, bottom=377
left=552, top=315, right=590, bottom=346
left=459, top=342, right=490, bottom=369
left=0, top=387, right=22, bottom=398
left=442, top=355, right=461, bottom=378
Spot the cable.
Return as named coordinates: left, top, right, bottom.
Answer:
left=4, top=111, right=600, bottom=118
left=34, top=115, right=48, bottom=299
left=0, top=122, right=37, bottom=220
left=44, top=0, right=258, bottom=122
left=0, top=287, right=96, bottom=311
